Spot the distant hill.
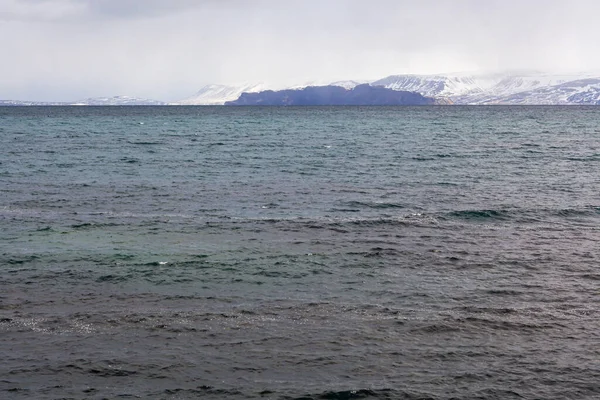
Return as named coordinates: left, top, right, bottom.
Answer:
left=0, top=96, right=165, bottom=106
left=480, top=78, right=600, bottom=105
left=370, top=72, right=600, bottom=104
left=72, top=96, right=167, bottom=105
left=225, top=84, right=436, bottom=106
left=176, top=83, right=266, bottom=105
left=0, top=100, right=68, bottom=106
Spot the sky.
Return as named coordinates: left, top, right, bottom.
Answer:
left=2, top=0, right=600, bottom=101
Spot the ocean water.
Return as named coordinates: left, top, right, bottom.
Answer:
left=1, top=106, right=599, bottom=399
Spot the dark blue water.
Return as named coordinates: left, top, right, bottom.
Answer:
left=1, top=106, right=599, bottom=399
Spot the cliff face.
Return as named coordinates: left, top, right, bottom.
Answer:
left=225, top=84, right=436, bottom=106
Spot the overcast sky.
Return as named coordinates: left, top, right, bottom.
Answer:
left=2, top=0, right=600, bottom=101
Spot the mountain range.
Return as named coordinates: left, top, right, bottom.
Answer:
left=176, top=71, right=600, bottom=105
left=2, top=71, right=600, bottom=105
left=0, top=96, right=166, bottom=106
left=71, top=96, right=167, bottom=106
left=370, top=72, right=600, bottom=105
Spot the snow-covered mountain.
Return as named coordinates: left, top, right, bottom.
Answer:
left=176, top=83, right=266, bottom=105
left=4, top=72, right=600, bottom=106
left=0, top=100, right=68, bottom=106
left=370, top=72, right=600, bottom=104
left=371, top=74, right=489, bottom=99
left=329, top=80, right=368, bottom=90
left=72, top=95, right=166, bottom=105
left=481, top=78, right=600, bottom=105
left=175, top=73, right=600, bottom=105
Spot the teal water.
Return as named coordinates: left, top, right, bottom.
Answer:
left=1, top=106, right=599, bottom=399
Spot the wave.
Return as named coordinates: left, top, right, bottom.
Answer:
left=445, top=209, right=509, bottom=221
left=127, top=141, right=164, bottom=145
left=241, top=205, right=600, bottom=228
left=442, top=206, right=600, bottom=223
left=5, top=204, right=600, bottom=243
left=564, top=154, right=600, bottom=162
left=337, top=201, right=406, bottom=210
left=285, top=388, right=434, bottom=400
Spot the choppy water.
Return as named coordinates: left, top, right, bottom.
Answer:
left=1, top=106, right=599, bottom=399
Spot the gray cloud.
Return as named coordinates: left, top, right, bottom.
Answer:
left=84, top=0, right=211, bottom=20
left=2, top=0, right=600, bottom=101
left=0, top=0, right=212, bottom=21
left=0, top=0, right=83, bottom=22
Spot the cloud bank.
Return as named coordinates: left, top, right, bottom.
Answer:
left=2, top=0, right=600, bottom=101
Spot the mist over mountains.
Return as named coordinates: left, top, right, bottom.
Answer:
left=3, top=71, right=600, bottom=105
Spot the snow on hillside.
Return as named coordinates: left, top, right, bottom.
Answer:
left=483, top=78, right=600, bottom=105
left=72, top=95, right=166, bottom=105
left=455, top=73, right=598, bottom=104
left=0, top=100, right=68, bottom=106
left=329, top=80, right=368, bottom=89
left=371, top=74, right=492, bottom=98
left=176, top=83, right=266, bottom=105
left=371, top=72, right=600, bottom=104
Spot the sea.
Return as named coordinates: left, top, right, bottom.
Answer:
left=1, top=106, right=599, bottom=400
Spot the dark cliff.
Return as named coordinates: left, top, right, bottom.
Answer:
left=225, top=84, right=437, bottom=106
